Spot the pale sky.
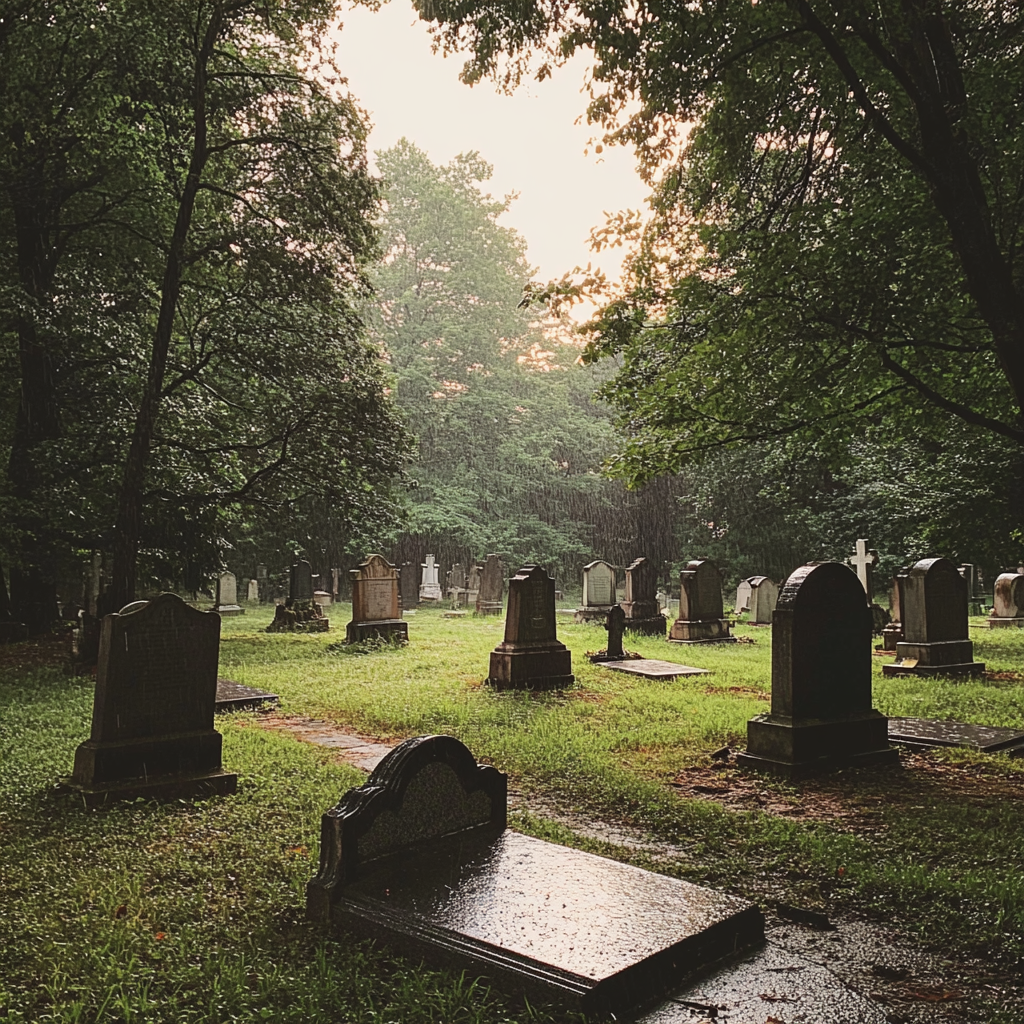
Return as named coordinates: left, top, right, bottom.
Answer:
left=331, top=0, right=650, bottom=293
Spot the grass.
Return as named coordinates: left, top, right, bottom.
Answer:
left=2, top=602, right=1023, bottom=1021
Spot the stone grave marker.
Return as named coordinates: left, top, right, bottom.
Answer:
left=486, top=566, right=573, bottom=689
left=670, top=559, right=734, bottom=643
left=734, top=578, right=752, bottom=615
left=215, top=679, right=279, bottom=712
left=620, top=557, right=667, bottom=636
left=847, top=538, right=878, bottom=602
left=306, top=734, right=763, bottom=1020
left=475, top=553, right=504, bottom=615
left=346, top=554, right=408, bottom=644
left=246, top=579, right=259, bottom=602
left=880, top=570, right=907, bottom=650
left=575, top=559, right=617, bottom=623
left=214, top=572, right=243, bottom=616
left=958, top=563, right=984, bottom=615
left=738, top=562, right=898, bottom=778
left=419, top=554, right=442, bottom=602
left=266, top=559, right=329, bottom=633
left=887, top=717, right=1024, bottom=756
left=448, top=562, right=467, bottom=607
left=746, top=576, right=779, bottom=625
left=466, top=563, right=481, bottom=607
left=883, top=557, right=983, bottom=676
left=255, top=562, right=268, bottom=603
left=988, top=571, right=1024, bottom=628
left=67, top=594, right=237, bottom=806
left=290, top=559, right=314, bottom=602
left=400, top=561, right=420, bottom=612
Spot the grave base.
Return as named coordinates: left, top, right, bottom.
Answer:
left=487, top=642, right=574, bottom=690
left=882, top=639, right=983, bottom=677
left=986, top=616, right=1024, bottom=628
left=345, top=619, right=409, bottom=644
left=214, top=604, right=244, bottom=616
left=474, top=602, right=503, bottom=616
left=574, top=606, right=615, bottom=624
left=738, top=711, right=899, bottom=779
left=879, top=623, right=902, bottom=651
left=623, top=614, right=667, bottom=636
left=668, top=618, right=734, bottom=644
left=63, top=768, right=237, bottom=809
left=72, top=730, right=228, bottom=786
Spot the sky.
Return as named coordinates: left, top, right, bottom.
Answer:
left=331, top=1, right=650, bottom=294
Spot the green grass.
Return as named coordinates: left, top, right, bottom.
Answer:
left=2, top=604, right=1023, bottom=1021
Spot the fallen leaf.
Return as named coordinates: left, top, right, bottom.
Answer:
left=154, top=932, right=166, bottom=941
left=113, top=904, right=127, bottom=919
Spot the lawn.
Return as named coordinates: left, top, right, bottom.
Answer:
left=1, top=602, right=1022, bottom=1022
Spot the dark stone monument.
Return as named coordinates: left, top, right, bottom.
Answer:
left=291, top=559, right=313, bottom=602
left=486, top=566, right=573, bottom=689
left=575, top=559, right=617, bottom=624
left=475, top=553, right=504, bottom=616
left=669, top=559, right=734, bottom=643
left=306, top=734, right=763, bottom=1020
left=882, top=557, right=983, bottom=677
left=67, top=594, right=237, bottom=806
left=466, top=562, right=482, bottom=607
left=620, top=557, right=667, bottom=636
left=587, top=604, right=626, bottom=663
left=737, top=562, right=899, bottom=778
left=880, top=571, right=906, bottom=651
left=266, top=559, right=329, bottom=633
left=399, top=561, right=420, bottom=612
left=346, top=554, right=408, bottom=644
left=988, top=571, right=1024, bottom=628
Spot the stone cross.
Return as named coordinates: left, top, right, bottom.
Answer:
left=847, top=539, right=878, bottom=601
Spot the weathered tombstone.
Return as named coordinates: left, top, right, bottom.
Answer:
left=346, top=554, right=408, bottom=644
left=746, top=576, right=779, bottom=625
left=466, top=563, right=482, bottom=607
left=67, top=594, right=237, bottom=806
left=574, top=559, right=617, bottom=623
left=669, top=559, right=734, bottom=643
left=419, top=554, right=442, bottom=602
left=306, top=734, right=763, bottom=1020
left=266, top=559, right=329, bottom=633
left=988, top=571, right=1024, bottom=628
left=255, top=562, right=268, bottom=603
left=475, top=553, right=504, bottom=616
left=738, top=562, right=898, bottom=778
left=290, top=559, right=314, bottom=602
left=883, top=557, right=984, bottom=676
left=847, top=538, right=878, bottom=602
left=399, top=561, right=420, bottom=612
left=620, top=557, right=667, bottom=636
left=246, top=578, right=259, bottom=602
left=486, top=566, right=573, bottom=689
left=448, top=562, right=467, bottom=608
left=313, top=590, right=332, bottom=609
left=604, top=604, right=625, bottom=659
left=734, top=578, right=752, bottom=615
left=879, top=570, right=907, bottom=650
left=214, top=571, right=243, bottom=616
left=331, top=568, right=341, bottom=598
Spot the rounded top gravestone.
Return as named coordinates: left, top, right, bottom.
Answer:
left=902, top=557, right=968, bottom=644
left=993, top=572, right=1024, bottom=618
left=680, top=559, right=724, bottom=621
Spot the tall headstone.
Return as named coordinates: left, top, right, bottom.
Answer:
left=448, top=563, right=467, bottom=608
left=466, top=563, right=482, bottom=607
left=734, top=579, right=752, bottom=616
left=290, top=559, right=314, bottom=602
left=880, top=570, right=907, bottom=650
left=746, top=576, right=779, bottom=625
left=988, top=571, right=1024, bottom=627
left=605, top=604, right=625, bottom=659
left=620, top=557, right=667, bottom=636
left=738, top=562, right=898, bottom=778
left=214, top=571, right=243, bottom=616
left=400, top=561, right=420, bottom=612
left=246, top=579, right=259, bottom=602
left=68, top=594, right=237, bottom=806
left=255, top=562, right=268, bottom=603
left=669, top=559, right=733, bottom=643
left=420, top=554, right=442, bottom=602
left=267, top=559, right=329, bottom=633
left=575, top=560, right=617, bottom=623
left=487, top=566, right=574, bottom=690
left=847, top=538, right=878, bottom=602
left=475, top=554, right=504, bottom=616
left=883, top=558, right=983, bottom=676
left=346, top=555, right=408, bottom=644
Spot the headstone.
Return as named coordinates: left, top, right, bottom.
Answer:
left=313, top=590, right=332, bottom=609
left=419, top=554, right=442, bottom=602
left=575, top=559, right=616, bottom=623
left=331, top=568, right=341, bottom=598
left=290, top=559, right=314, bottom=602
left=267, top=558, right=329, bottom=633
left=737, top=562, right=898, bottom=778
left=214, top=571, right=243, bottom=616
left=399, top=561, right=420, bottom=612
left=255, top=562, right=268, bottom=603
left=605, top=604, right=625, bottom=659
left=466, top=563, right=482, bottom=607
left=746, top=576, right=779, bottom=625
left=988, top=571, right=1024, bottom=627
left=486, top=566, right=573, bottom=689
left=246, top=579, right=259, bottom=602
left=669, top=559, right=734, bottom=643
left=620, top=557, right=667, bottom=636
left=883, top=557, right=984, bottom=677
left=346, top=554, right=408, bottom=644
left=448, top=562, right=467, bottom=607
left=306, top=735, right=763, bottom=1020
left=880, top=571, right=906, bottom=650
left=847, top=538, right=878, bottom=602
left=734, top=578, right=752, bottom=615
left=475, top=553, right=503, bottom=615
left=67, top=594, right=237, bottom=806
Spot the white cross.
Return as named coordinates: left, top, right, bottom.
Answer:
left=848, top=539, right=878, bottom=596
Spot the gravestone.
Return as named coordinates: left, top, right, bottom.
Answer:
left=448, top=562, right=467, bottom=608
left=847, top=538, right=878, bottom=602
left=588, top=604, right=626, bottom=663
left=487, top=566, right=573, bottom=689
left=400, top=561, right=420, bottom=612
left=734, top=578, right=752, bottom=615
left=331, top=568, right=341, bottom=598
left=246, top=579, right=259, bottom=602
left=738, top=562, right=898, bottom=778
left=880, top=571, right=907, bottom=650
left=620, top=557, right=667, bottom=636
left=306, top=734, right=763, bottom=1019
left=346, top=554, right=408, bottom=644
left=746, top=576, right=779, bottom=625
left=883, top=557, right=983, bottom=677
left=266, top=559, right=329, bottom=633
left=214, top=572, right=243, bottom=616
left=419, top=554, right=443, bottom=602
left=888, top=717, right=1024, bottom=756
left=68, top=594, right=237, bottom=806
left=313, top=590, right=332, bottom=609
left=290, top=559, right=313, bottom=602
left=958, top=563, right=984, bottom=616
left=475, top=553, right=504, bottom=615
left=466, top=563, right=482, bottom=607
left=575, top=559, right=616, bottom=623
left=669, top=559, right=734, bottom=643
left=255, top=562, right=268, bottom=603
left=988, top=572, right=1024, bottom=628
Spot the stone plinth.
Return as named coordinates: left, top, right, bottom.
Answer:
left=346, top=554, right=408, bottom=644
left=738, top=562, right=898, bottom=779
left=670, top=559, right=734, bottom=644
left=621, top=557, right=667, bottom=636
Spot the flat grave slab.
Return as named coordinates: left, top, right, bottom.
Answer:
left=599, top=658, right=711, bottom=679
left=888, top=716, right=1024, bottom=755
left=215, top=679, right=279, bottom=712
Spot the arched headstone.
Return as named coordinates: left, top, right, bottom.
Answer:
left=575, top=560, right=616, bottom=623
left=988, top=571, right=1024, bottom=628
left=669, top=559, right=733, bottom=643
left=621, top=557, right=666, bottom=636
left=214, top=571, right=243, bottom=616
left=347, top=554, right=408, bottom=644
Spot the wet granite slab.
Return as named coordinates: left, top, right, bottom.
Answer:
left=599, top=659, right=711, bottom=679
left=215, top=679, right=279, bottom=712
left=888, top=716, right=1024, bottom=755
